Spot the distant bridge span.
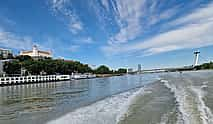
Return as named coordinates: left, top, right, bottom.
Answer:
left=140, top=66, right=194, bottom=73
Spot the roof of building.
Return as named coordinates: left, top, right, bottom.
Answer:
left=38, top=51, right=51, bottom=55
left=21, top=51, right=33, bottom=54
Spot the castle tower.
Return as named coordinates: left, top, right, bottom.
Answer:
left=32, top=45, right=39, bottom=57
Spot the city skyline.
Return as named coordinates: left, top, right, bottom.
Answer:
left=0, top=0, right=213, bottom=69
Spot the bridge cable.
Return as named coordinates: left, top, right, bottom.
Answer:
left=199, top=55, right=211, bottom=63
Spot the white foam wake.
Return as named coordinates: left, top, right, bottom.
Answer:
left=46, top=88, right=145, bottom=124
left=162, top=79, right=213, bottom=124
left=161, top=80, right=186, bottom=124
left=191, top=86, right=213, bottom=124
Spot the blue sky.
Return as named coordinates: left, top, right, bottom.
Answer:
left=0, top=0, right=213, bottom=69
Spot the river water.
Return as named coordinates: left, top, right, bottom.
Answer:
left=0, top=70, right=213, bottom=124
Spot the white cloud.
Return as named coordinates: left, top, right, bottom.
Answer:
left=0, top=15, right=16, bottom=26
left=50, top=0, right=69, bottom=10
left=172, top=3, right=213, bottom=26
left=0, top=28, right=34, bottom=50
left=101, top=0, right=110, bottom=11
left=48, top=0, right=83, bottom=34
left=69, top=45, right=80, bottom=52
left=103, top=2, right=213, bottom=56
left=80, top=37, right=94, bottom=44
left=149, top=6, right=179, bottom=25
left=69, top=21, right=83, bottom=34
left=107, top=0, right=179, bottom=45
left=69, top=37, right=94, bottom=44
left=108, top=0, right=146, bottom=44
left=141, top=22, right=213, bottom=55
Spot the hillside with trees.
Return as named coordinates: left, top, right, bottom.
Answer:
left=195, top=62, right=213, bottom=70
left=3, top=55, right=127, bottom=76
left=4, top=56, right=92, bottom=75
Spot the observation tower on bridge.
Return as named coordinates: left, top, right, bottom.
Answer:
left=194, top=51, right=200, bottom=67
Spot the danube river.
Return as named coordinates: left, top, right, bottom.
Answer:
left=0, top=70, right=213, bottom=124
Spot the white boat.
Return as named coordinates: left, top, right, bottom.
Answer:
left=71, top=73, right=96, bottom=80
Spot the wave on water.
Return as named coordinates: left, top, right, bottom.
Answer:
left=46, top=87, right=145, bottom=124
left=191, top=86, right=213, bottom=124
left=161, top=79, right=213, bottom=124
left=161, top=80, right=185, bottom=124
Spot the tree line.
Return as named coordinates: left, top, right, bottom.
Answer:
left=194, top=61, right=213, bottom=70
left=3, top=55, right=127, bottom=75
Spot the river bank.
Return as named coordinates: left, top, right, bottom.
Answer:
left=96, top=73, right=125, bottom=78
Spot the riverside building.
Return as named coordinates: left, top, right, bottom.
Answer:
left=0, top=48, right=12, bottom=59
left=20, top=45, right=52, bottom=59
left=138, top=64, right=142, bottom=73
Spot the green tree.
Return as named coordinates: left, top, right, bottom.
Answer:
left=3, top=60, right=21, bottom=75
left=195, top=62, right=213, bottom=70
left=7, top=53, right=13, bottom=59
left=95, top=65, right=112, bottom=74
left=15, top=55, right=32, bottom=62
left=4, top=57, right=94, bottom=75
left=115, top=68, right=127, bottom=74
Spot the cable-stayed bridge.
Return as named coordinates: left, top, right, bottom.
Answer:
left=140, top=66, right=194, bottom=74
left=133, top=50, right=212, bottom=74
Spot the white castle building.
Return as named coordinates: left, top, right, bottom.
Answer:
left=20, top=45, right=52, bottom=58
